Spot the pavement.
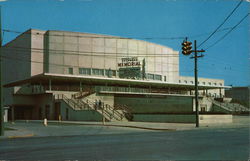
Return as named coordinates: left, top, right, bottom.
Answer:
left=1, top=115, right=249, bottom=139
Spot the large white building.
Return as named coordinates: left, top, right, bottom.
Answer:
left=3, top=29, right=240, bottom=123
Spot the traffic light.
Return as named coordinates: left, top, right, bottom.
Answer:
left=182, top=41, right=192, bottom=55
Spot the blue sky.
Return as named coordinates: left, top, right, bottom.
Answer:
left=1, top=0, right=249, bottom=86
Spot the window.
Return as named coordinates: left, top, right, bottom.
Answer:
left=164, top=76, right=166, bottom=82
left=105, top=69, right=112, bottom=77
left=184, top=80, right=187, bottom=83
left=105, top=69, right=116, bottom=77
left=112, top=70, right=116, bottom=76
left=214, top=83, right=217, bottom=86
left=68, top=68, right=73, bottom=74
left=219, top=83, right=223, bottom=86
left=147, top=74, right=154, bottom=80
left=79, top=68, right=91, bottom=75
left=154, top=74, right=162, bottom=81
left=179, top=80, right=181, bottom=83
left=202, top=82, right=206, bottom=85
left=92, top=68, right=104, bottom=76
left=208, top=82, right=211, bottom=85
left=190, top=81, right=194, bottom=84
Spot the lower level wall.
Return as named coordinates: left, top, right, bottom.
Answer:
left=133, top=114, right=232, bottom=124
left=133, top=114, right=196, bottom=123
left=199, top=115, right=232, bottom=124
left=114, top=94, right=193, bottom=113
left=60, top=101, right=103, bottom=121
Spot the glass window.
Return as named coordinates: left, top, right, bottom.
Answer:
left=92, top=69, right=104, bottom=76
left=147, top=74, right=154, bottom=80
left=79, top=68, right=91, bottom=75
left=68, top=68, right=73, bottom=74
left=219, top=83, right=222, bottom=86
left=214, top=83, right=217, bottom=86
left=105, top=69, right=112, bottom=77
left=184, top=80, right=187, bottom=83
left=179, top=80, right=181, bottom=83
left=208, top=82, right=211, bottom=85
left=112, top=70, right=116, bottom=76
left=203, top=82, right=206, bottom=85
left=190, top=81, right=194, bottom=84
left=154, top=74, right=162, bottom=81
left=164, top=76, right=166, bottom=82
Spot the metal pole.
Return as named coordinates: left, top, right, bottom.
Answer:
left=194, top=40, right=199, bottom=127
left=0, top=6, right=3, bottom=136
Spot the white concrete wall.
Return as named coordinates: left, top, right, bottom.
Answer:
left=179, top=76, right=225, bottom=96
left=45, top=30, right=179, bottom=82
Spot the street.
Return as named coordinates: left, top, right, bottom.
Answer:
left=0, top=124, right=249, bottom=160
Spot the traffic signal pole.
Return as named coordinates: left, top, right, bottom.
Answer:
left=0, top=6, right=3, bottom=136
left=182, top=38, right=204, bottom=128
left=194, top=40, right=199, bottom=128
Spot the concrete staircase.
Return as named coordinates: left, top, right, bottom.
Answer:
left=208, top=97, right=249, bottom=114
left=55, top=94, right=128, bottom=121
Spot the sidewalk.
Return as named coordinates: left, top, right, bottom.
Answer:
left=1, top=116, right=248, bottom=139
left=0, top=120, right=195, bottom=139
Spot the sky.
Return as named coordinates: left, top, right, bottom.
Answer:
left=1, top=0, right=249, bottom=86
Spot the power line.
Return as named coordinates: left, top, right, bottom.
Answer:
left=2, top=29, right=186, bottom=40
left=204, top=13, right=250, bottom=50
left=198, top=0, right=243, bottom=48
left=1, top=50, right=181, bottom=66
left=0, top=55, right=189, bottom=73
left=3, top=25, right=247, bottom=42
left=2, top=46, right=180, bottom=57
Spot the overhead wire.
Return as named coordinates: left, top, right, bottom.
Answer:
left=197, top=0, right=243, bottom=48
left=204, top=13, right=250, bottom=50
left=2, top=29, right=186, bottom=40
left=2, top=46, right=180, bottom=57
left=0, top=55, right=190, bottom=73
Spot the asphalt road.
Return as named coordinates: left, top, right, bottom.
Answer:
left=0, top=126, right=249, bottom=160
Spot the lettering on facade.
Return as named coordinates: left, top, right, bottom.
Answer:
left=118, top=57, right=141, bottom=67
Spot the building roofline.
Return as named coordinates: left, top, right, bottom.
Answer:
left=4, top=73, right=231, bottom=90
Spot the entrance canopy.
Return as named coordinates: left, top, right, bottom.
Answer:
left=4, top=73, right=231, bottom=90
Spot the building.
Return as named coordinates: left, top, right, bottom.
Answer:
left=3, top=29, right=236, bottom=123
left=225, top=86, right=250, bottom=108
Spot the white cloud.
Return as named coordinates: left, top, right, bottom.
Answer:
left=0, top=0, right=8, bottom=2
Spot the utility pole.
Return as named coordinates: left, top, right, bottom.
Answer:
left=0, top=6, right=4, bottom=136
left=194, top=40, right=199, bottom=128
left=181, top=38, right=204, bottom=128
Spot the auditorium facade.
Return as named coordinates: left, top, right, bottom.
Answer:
left=3, top=29, right=235, bottom=123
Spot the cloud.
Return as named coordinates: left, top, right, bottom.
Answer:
left=0, top=0, right=8, bottom=1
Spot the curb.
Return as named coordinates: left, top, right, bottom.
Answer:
left=17, top=120, right=177, bottom=131
left=53, top=122, right=176, bottom=131
left=8, top=134, right=34, bottom=139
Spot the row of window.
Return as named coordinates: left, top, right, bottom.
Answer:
left=69, top=67, right=117, bottom=77
left=179, top=80, right=223, bottom=86
left=147, top=73, right=163, bottom=81
left=70, top=67, right=166, bottom=81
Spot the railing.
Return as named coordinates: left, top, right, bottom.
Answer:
left=80, top=98, right=125, bottom=121
left=208, top=97, right=249, bottom=113
left=72, top=89, right=94, bottom=99
left=55, top=94, right=127, bottom=121
left=55, top=94, right=91, bottom=110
